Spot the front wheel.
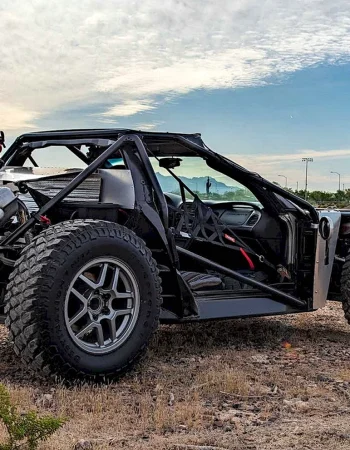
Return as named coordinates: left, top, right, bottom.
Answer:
left=5, top=220, right=162, bottom=380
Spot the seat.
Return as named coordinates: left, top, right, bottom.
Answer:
left=181, top=271, right=222, bottom=291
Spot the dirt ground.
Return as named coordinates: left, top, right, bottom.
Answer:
left=1, top=302, right=350, bottom=449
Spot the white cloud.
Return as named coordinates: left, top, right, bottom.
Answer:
left=226, top=148, right=350, bottom=191
left=0, top=103, right=39, bottom=131
left=228, top=148, right=350, bottom=166
left=0, top=0, right=350, bottom=128
left=134, top=121, right=165, bottom=131
left=100, top=100, right=156, bottom=117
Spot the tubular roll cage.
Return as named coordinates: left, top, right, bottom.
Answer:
left=1, top=132, right=319, bottom=312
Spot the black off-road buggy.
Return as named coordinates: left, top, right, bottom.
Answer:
left=0, top=128, right=349, bottom=380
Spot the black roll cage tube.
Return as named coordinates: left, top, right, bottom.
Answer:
left=146, top=146, right=264, bottom=263
left=1, top=130, right=320, bottom=224
left=176, top=136, right=319, bottom=224
left=1, top=134, right=131, bottom=245
left=177, top=246, right=306, bottom=309
left=0, top=132, right=311, bottom=309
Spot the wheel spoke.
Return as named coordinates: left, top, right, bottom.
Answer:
left=69, top=306, right=88, bottom=326
left=116, top=315, right=129, bottom=339
left=95, top=323, right=105, bottom=347
left=115, top=291, right=134, bottom=299
left=79, top=273, right=98, bottom=289
left=111, top=268, right=120, bottom=292
left=79, top=263, right=108, bottom=289
left=108, top=317, right=117, bottom=341
left=111, top=269, right=134, bottom=299
left=75, top=321, right=105, bottom=348
left=98, top=263, right=108, bottom=288
left=114, top=308, right=132, bottom=318
left=76, top=322, right=95, bottom=339
left=71, top=288, right=88, bottom=305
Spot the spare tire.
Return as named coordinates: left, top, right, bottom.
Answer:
left=5, top=220, right=162, bottom=380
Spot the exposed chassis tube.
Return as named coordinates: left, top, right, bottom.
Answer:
left=176, top=246, right=307, bottom=309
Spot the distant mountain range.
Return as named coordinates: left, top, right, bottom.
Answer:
left=156, top=173, right=239, bottom=194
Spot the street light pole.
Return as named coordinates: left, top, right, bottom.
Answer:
left=330, top=171, right=341, bottom=192
left=278, top=174, right=287, bottom=188
left=302, top=158, right=313, bottom=200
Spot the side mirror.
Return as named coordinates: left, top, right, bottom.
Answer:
left=159, top=157, right=182, bottom=170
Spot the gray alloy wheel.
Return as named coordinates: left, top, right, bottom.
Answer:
left=64, top=257, right=140, bottom=355
left=5, top=220, right=161, bottom=380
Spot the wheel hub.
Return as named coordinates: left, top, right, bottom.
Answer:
left=88, top=296, right=104, bottom=315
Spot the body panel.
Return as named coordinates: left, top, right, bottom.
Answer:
left=314, top=211, right=341, bottom=308
left=98, top=169, right=135, bottom=208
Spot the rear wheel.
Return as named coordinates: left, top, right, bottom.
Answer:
left=5, top=220, right=162, bottom=380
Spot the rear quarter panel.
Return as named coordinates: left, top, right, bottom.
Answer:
left=313, top=210, right=341, bottom=308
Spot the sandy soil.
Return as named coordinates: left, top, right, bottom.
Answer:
left=1, top=302, right=350, bottom=449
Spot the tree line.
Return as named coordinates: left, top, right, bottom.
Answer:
left=173, top=187, right=350, bottom=208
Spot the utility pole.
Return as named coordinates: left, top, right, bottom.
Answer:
left=278, top=174, right=287, bottom=188
left=330, top=171, right=341, bottom=192
left=296, top=181, right=299, bottom=191
left=302, top=158, right=313, bottom=200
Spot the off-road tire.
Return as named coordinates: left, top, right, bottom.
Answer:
left=5, top=220, right=162, bottom=380
left=340, top=254, right=350, bottom=324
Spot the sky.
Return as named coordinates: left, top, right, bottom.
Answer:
left=1, top=0, right=350, bottom=191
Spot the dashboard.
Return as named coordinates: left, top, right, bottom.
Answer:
left=164, top=193, right=262, bottom=230
left=210, top=203, right=262, bottom=228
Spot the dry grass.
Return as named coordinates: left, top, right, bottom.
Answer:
left=194, top=366, right=250, bottom=397
left=1, top=302, right=350, bottom=449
